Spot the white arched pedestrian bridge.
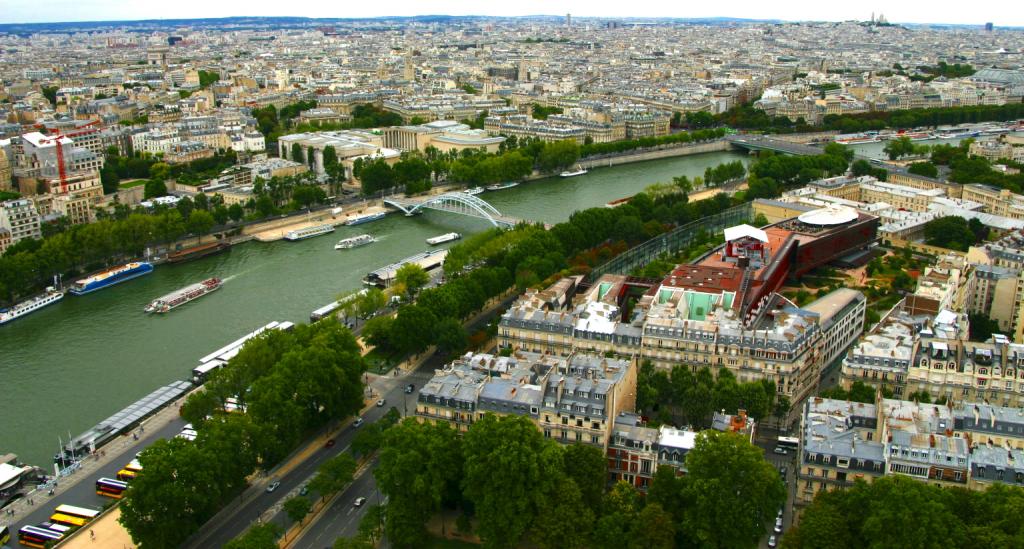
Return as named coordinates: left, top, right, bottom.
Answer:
left=383, top=192, right=522, bottom=228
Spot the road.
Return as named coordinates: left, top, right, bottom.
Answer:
left=753, top=424, right=798, bottom=548
left=293, top=459, right=381, bottom=549
left=182, top=368, right=433, bottom=549
left=7, top=415, right=188, bottom=535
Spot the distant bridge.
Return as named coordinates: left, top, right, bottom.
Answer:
left=725, top=134, right=826, bottom=156
left=383, top=191, right=524, bottom=228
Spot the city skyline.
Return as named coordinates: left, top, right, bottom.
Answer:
left=2, top=0, right=1022, bottom=27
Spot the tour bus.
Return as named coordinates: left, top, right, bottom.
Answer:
left=116, top=459, right=143, bottom=482
left=777, top=436, right=800, bottom=450
left=17, top=525, right=64, bottom=548
left=50, top=503, right=101, bottom=527
left=96, top=476, right=130, bottom=499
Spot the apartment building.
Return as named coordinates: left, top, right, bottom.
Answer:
left=416, top=351, right=637, bottom=450
left=798, top=395, right=1024, bottom=506
left=0, top=198, right=42, bottom=246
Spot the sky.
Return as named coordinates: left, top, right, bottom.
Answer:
left=2, top=0, right=1023, bottom=27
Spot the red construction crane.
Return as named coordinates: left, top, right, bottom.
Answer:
left=40, top=120, right=101, bottom=193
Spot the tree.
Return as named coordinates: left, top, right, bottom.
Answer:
left=223, top=523, right=282, bottom=549
left=283, top=496, right=313, bottom=526
left=629, top=503, right=676, bottom=549
left=531, top=476, right=593, bottom=549
left=360, top=316, right=394, bottom=351
left=308, top=452, right=357, bottom=499
left=968, top=313, right=1002, bottom=342
left=562, top=444, right=606, bottom=514
left=227, top=203, right=245, bottom=222
left=144, top=179, right=168, bottom=199
left=882, top=136, right=916, bottom=160
left=679, top=431, right=786, bottom=548
left=291, top=144, right=304, bottom=164
left=358, top=505, right=385, bottom=544
left=907, top=161, right=939, bottom=178
left=463, top=415, right=560, bottom=549
left=923, top=216, right=978, bottom=251
left=538, top=139, right=580, bottom=172
left=434, top=317, right=468, bottom=356
left=119, top=438, right=226, bottom=549
left=376, top=419, right=462, bottom=547
left=187, top=209, right=215, bottom=235
left=395, top=263, right=430, bottom=298
left=389, top=305, right=438, bottom=355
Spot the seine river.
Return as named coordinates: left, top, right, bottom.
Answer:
left=0, top=149, right=749, bottom=467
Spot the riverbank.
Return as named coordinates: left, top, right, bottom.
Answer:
left=250, top=205, right=391, bottom=242
left=0, top=147, right=750, bottom=469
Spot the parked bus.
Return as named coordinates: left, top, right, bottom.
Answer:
left=1, top=524, right=10, bottom=545
left=50, top=503, right=101, bottom=527
left=96, top=477, right=129, bottom=499
left=116, top=459, right=143, bottom=482
left=777, top=436, right=799, bottom=450
left=17, top=525, right=64, bottom=548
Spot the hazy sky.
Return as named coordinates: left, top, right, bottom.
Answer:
left=2, top=0, right=1022, bottom=26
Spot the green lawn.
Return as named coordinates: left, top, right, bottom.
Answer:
left=119, top=179, right=148, bottom=189
left=364, top=348, right=401, bottom=374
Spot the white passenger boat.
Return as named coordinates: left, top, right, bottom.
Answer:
left=426, top=232, right=461, bottom=245
left=335, top=234, right=376, bottom=250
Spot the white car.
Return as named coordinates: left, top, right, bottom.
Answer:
left=774, top=517, right=783, bottom=534
left=353, top=497, right=367, bottom=507
left=768, top=535, right=778, bottom=548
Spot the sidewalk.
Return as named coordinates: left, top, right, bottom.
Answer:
left=2, top=390, right=193, bottom=528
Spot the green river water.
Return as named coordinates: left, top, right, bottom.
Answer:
left=0, top=149, right=750, bottom=467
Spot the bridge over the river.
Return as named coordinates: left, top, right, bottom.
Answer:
left=383, top=191, right=525, bottom=228
left=725, top=134, right=828, bottom=156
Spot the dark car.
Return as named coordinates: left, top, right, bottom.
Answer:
left=405, top=384, right=415, bottom=394
left=325, top=438, right=336, bottom=448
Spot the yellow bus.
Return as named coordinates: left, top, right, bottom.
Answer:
left=50, top=503, right=101, bottom=527
left=116, top=458, right=143, bottom=482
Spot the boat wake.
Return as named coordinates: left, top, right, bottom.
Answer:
left=221, top=274, right=239, bottom=284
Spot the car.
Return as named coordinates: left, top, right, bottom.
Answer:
left=376, top=399, right=386, bottom=407
left=353, top=497, right=367, bottom=507
left=777, top=508, right=784, bottom=519
left=780, top=466, right=788, bottom=478
left=325, top=438, right=336, bottom=448
left=266, top=481, right=281, bottom=493
left=768, top=535, right=778, bottom=548
left=353, top=417, right=364, bottom=428
left=300, top=484, right=309, bottom=496
left=774, top=517, right=783, bottom=534
left=405, top=384, right=415, bottom=394
left=772, top=446, right=788, bottom=455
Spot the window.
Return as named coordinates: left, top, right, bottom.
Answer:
left=562, top=417, right=568, bottom=425
left=544, top=429, right=551, bottom=438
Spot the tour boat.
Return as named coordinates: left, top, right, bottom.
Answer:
left=426, top=232, right=461, bottom=245
left=485, top=181, right=520, bottom=191
left=69, top=262, right=154, bottom=295
left=560, top=165, right=588, bottom=177
left=465, top=187, right=485, bottom=195
left=345, top=211, right=387, bottom=226
left=335, top=234, right=376, bottom=250
left=144, top=278, right=222, bottom=314
left=0, top=287, right=64, bottom=325
left=284, top=224, right=336, bottom=241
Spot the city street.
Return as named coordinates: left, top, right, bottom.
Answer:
left=182, top=367, right=433, bottom=549
left=6, top=414, right=188, bottom=536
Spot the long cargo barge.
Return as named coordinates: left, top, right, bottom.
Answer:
left=166, top=241, right=230, bottom=263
